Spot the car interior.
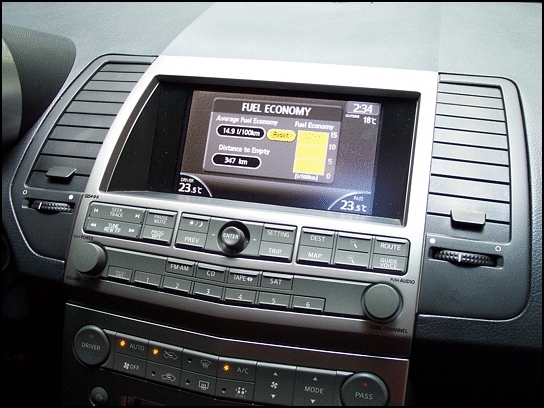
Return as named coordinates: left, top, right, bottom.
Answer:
left=2, top=2, right=542, bottom=406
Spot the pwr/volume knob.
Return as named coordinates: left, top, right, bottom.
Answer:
left=72, top=242, right=107, bottom=277
left=362, top=284, right=402, bottom=322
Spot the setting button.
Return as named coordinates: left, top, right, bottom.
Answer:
left=262, top=225, right=296, bottom=244
left=254, top=362, right=296, bottom=405
left=293, top=367, right=337, bottom=406
left=300, top=228, right=335, bottom=249
left=374, top=238, right=409, bottom=257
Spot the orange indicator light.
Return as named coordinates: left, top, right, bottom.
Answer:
left=119, top=339, right=126, bottom=347
left=152, top=348, right=159, bottom=355
left=223, top=364, right=230, bottom=372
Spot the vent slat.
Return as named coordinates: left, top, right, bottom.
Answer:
left=436, top=103, right=505, bottom=121
left=436, top=92, right=503, bottom=109
left=49, top=126, right=108, bottom=143
left=75, top=90, right=130, bottom=103
left=57, top=113, right=115, bottom=129
left=91, top=72, right=143, bottom=82
left=432, top=143, right=509, bottom=166
left=429, top=175, right=510, bottom=203
left=433, top=128, right=508, bottom=150
left=435, top=115, right=507, bottom=135
left=431, top=158, right=509, bottom=184
left=66, top=101, right=123, bottom=115
left=437, top=83, right=502, bottom=98
left=41, top=140, right=102, bottom=159
left=83, top=81, right=136, bottom=92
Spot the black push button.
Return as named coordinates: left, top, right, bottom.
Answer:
left=340, top=372, right=389, bottom=406
left=293, top=367, right=336, bottom=406
left=254, top=362, right=296, bottom=405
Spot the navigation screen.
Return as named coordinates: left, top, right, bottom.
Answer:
left=178, top=90, right=384, bottom=217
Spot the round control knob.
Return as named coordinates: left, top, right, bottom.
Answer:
left=219, top=224, right=249, bottom=254
left=341, top=372, right=389, bottom=406
left=362, top=284, right=402, bottom=322
left=73, top=325, right=110, bottom=366
left=72, top=242, right=107, bottom=277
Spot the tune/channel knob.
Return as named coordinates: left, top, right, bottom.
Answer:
left=72, top=242, right=107, bottom=277
left=362, top=284, right=402, bottom=322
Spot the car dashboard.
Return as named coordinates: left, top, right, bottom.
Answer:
left=2, top=3, right=542, bottom=406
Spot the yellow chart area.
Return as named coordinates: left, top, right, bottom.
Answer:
left=293, top=131, right=329, bottom=175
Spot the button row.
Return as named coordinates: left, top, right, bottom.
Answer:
left=106, top=259, right=325, bottom=313
left=297, top=228, right=410, bottom=275
left=85, top=202, right=177, bottom=245
left=177, top=214, right=296, bottom=262
left=107, top=330, right=351, bottom=405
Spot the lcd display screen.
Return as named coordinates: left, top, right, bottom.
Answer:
left=178, top=90, right=384, bottom=217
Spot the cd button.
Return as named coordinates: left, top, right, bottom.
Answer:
left=196, top=264, right=226, bottom=282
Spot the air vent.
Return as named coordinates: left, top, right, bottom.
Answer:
left=426, top=79, right=511, bottom=242
left=27, top=61, right=152, bottom=192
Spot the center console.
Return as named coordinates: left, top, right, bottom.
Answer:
left=62, top=56, right=438, bottom=405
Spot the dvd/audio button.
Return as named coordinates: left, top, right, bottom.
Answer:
left=107, top=266, right=132, bottom=282
left=175, top=230, right=207, bottom=248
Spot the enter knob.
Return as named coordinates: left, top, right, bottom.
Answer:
left=219, top=224, right=249, bottom=254
left=362, top=284, right=402, bottom=322
left=72, top=242, right=107, bottom=277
